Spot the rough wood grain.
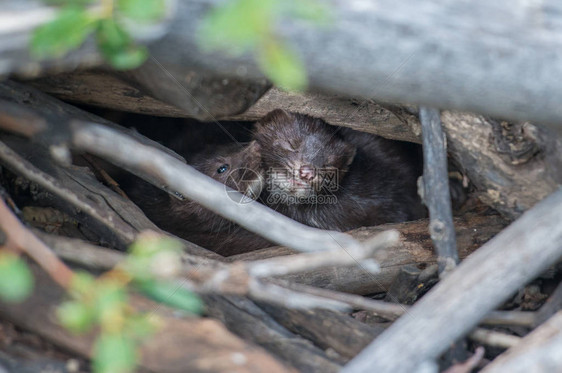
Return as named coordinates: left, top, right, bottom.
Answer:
left=0, top=264, right=291, bottom=373
left=28, top=70, right=420, bottom=142
left=420, top=107, right=458, bottom=275
left=342, top=189, right=562, bottom=373
left=203, top=295, right=342, bottom=373
left=26, top=70, right=191, bottom=117
left=257, top=303, right=386, bottom=360
left=389, top=109, right=562, bottom=220
left=0, top=134, right=220, bottom=259
left=481, top=311, right=562, bottom=373
left=230, top=213, right=507, bottom=294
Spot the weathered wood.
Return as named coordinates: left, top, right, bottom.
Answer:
left=420, top=107, right=458, bottom=275
left=533, top=281, right=562, bottom=328
left=383, top=265, right=437, bottom=305
left=481, top=311, right=562, bottom=373
left=388, top=109, right=562, bottom=219
left=342, top=189, right=562, bottom=373
left=26, top=66, right=272, bottom=121
left=0, top=134, right=220, bottom=259
left=442, top=113, right=562, bottom=220
left=28, top=70, right=420, bottom=142
left=258, top=303, right=386, bottom=360
left=0, top=264, right=291, bottom=373
left=203, top=295, right=342, bottom=373
left=230, top=213, right=507, bottom=294
left=148, top=0, right=562, bottom=128
left=123, top=58, right=271, bottom=120
left=8, top=1, right=562, bottom=128
left=26, top=70, right=190, bottom=117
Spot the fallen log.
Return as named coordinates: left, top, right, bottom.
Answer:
left=230, top=213, right=508, bottom=294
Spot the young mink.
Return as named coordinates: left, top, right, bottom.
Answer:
left=122, top=140, right=273, bottom=256
left=253, top=109, right=426, bottom=231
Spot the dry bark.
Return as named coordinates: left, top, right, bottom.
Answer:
left=230, top=213, right=507, bottom=294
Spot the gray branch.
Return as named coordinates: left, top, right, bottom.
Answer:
left=6, top=1, right=562, bottom=127
left=342, top=188, right=562, bottom=373
left=420, top=107, right=458, bottom=276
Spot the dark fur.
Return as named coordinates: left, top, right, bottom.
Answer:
left=253, top=109, right=426, bottom=230
left=122, top=141, right=272, bottom=256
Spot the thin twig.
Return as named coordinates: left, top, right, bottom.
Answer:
left=82, top=154, right=129, bottom=199
left=420, top=106, right=458, bottom=277
left=469, top=328, right=521, bottom=349
left=0, top=198, right=73, bottom=288
left=246, top=230, right=399, bottom=278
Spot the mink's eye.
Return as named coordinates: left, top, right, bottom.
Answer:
left=217, top=164, right=229, bottom=174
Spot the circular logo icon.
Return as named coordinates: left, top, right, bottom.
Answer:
left=225, top=167, right=264, bottom=205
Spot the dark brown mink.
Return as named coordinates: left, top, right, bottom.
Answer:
left=121, top=140, right=273, bottom=256
left=253, top=109, right=426, bottom=231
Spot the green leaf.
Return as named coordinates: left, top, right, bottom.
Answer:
left=0, top=253, right=33, bottom=303
left=136, top=280, right=204, bottom=315
left=124, top=314, right=157, bottom=339
left=95, top=280, right=127, bottom=328
left=257, top=41, right=307, bottom=91
left=129, top=233, right=182, bottom=258
left=93, top=333, right=137, bottom=373
left=117, top=0, right=166, bottom=21
left=198, top=0, right=275, bottom=53
left=57, top=301, right=95, bottom=334
left=30, top=6, right=95, bottom=59
left=96, top=18, right=148, bottom=69
left=69, top=271, right=96, bottom=298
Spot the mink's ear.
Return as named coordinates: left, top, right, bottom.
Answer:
left=257, top=109, right=292, bottom=126
left=342, top=143, right=357, bottom=168
left=244, top=140, right=262, bottom=155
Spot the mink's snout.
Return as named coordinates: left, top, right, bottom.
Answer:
left=299, top=165, right=316, bottom=181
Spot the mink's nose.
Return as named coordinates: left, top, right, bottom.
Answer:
left=299, top=165, right=316, bottom=181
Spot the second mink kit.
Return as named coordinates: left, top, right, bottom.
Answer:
left=102, top=109, right=428, bottom=256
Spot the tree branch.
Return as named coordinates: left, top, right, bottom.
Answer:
left=342, top=188, right=562, bottom=373
left=420, top=106, right=458, bottom=276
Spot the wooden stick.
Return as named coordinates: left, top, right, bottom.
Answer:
left=469, top=328, right=521, bottom=349
left=342, top=188, right=562, bottom=373
left=420, top=106, right=458, bottom=276
left=481, top=311, right=562, bottom=373
left=0, top=198, right=73, bottom=288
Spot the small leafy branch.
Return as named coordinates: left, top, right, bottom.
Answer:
left=31, top=0, right=167, bottom=69
left=0, top=205, right=203, bottom=373
left=199, top=0, right=330, bottom=91
left=30, top=0, right=330, bottom=90
left=58, top=232, right=203, bottom=373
